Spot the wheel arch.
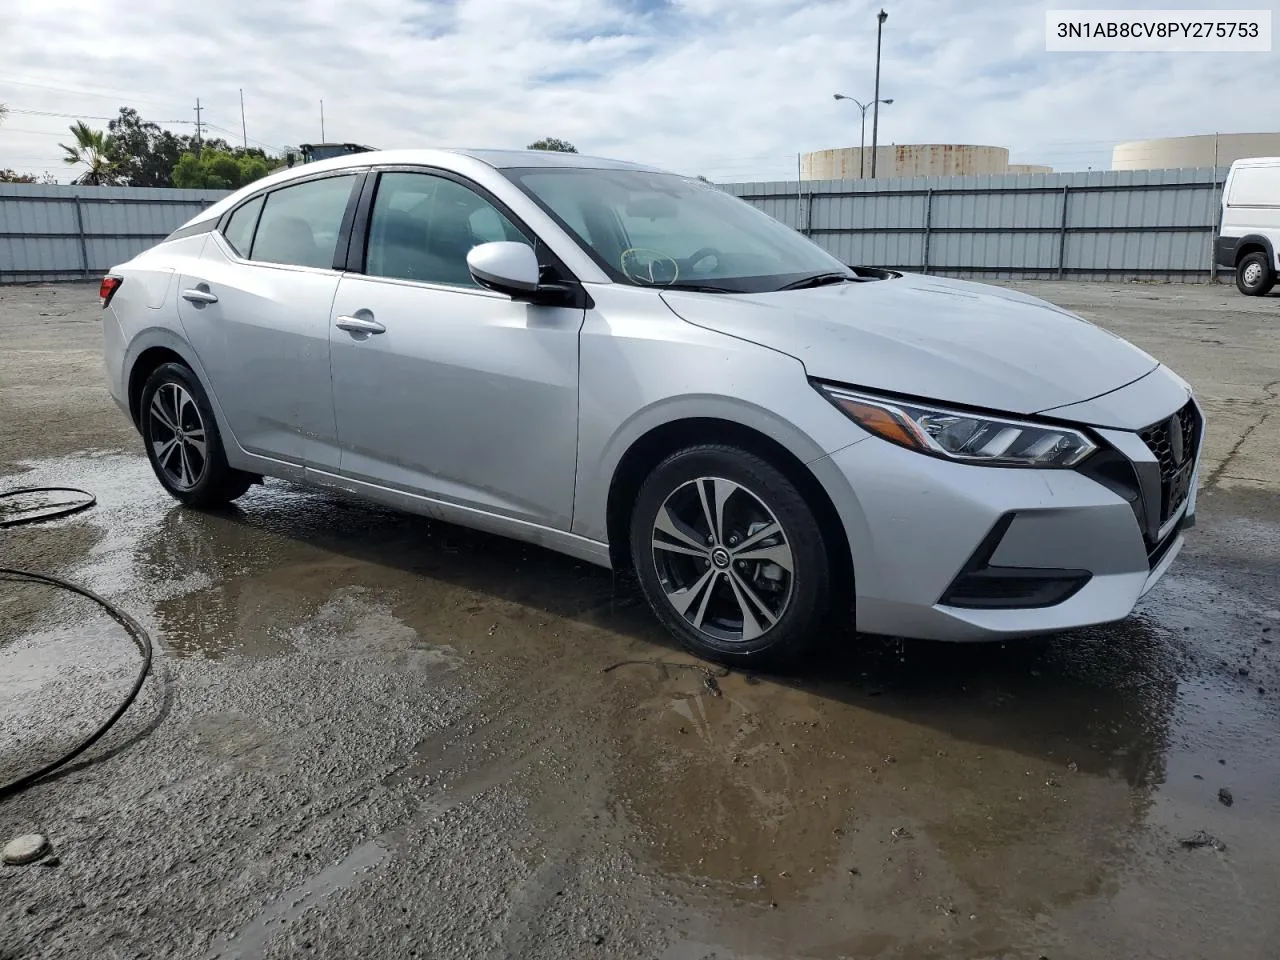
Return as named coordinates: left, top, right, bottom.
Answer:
left=123, top=330, right=233, bottom=439
left=1234, top=233, right=1276, bottom=268
left=604, top=417, right=853, bottom=589
left=128, top=346, right=189, bottom=426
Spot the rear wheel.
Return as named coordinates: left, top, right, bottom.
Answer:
left=139, top=362, right=254, bottom=507
left=629, top=444, right=833, bottom=668
left=1236, top=250, right=1275, bottom=296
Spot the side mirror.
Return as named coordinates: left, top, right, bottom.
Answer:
left=467, top=242, right=540, bottom=297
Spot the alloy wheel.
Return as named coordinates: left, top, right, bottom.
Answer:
left=148, top=382, right=207, bottom=490
left=650, top=476, right=795, bottom=642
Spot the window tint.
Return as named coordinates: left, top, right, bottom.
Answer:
left=249, top=174, right=357, bottom=269
left=221, top=195, right=264, bottom=257
left=365, top=172, right=528, bottom=286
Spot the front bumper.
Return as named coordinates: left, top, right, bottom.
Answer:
left=808, top=392, right=1202, bottom=642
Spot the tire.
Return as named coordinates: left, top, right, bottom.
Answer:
left=1236, top=251, right=1275, bottom=297
left=628, top=444, right=833, bottom=668
left=139, top=362, right=254, bottom=507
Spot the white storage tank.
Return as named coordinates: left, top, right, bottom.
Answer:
left=1112, top=133, right=1280, bottom=170
left=800, top=145, right=1048, bottom=180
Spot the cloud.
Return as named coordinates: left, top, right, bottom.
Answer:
left=0, top=0, right=1274, bottom=182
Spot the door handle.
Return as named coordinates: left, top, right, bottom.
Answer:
left=181, top=287, right=218, bottom=304
left=335, top=315, right=386, bottom=335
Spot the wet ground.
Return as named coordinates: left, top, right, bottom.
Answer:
left=1, top=281, right=1278, bottom=959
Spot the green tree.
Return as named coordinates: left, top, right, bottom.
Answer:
left=527, top=137, right=578, bottom=153
left=102, top=107, right=284, bottom=187
left=0, top=169, right=57, bottom=183
left=60, top=121, right=121, bottom=185
left=171, top=148, right=274, bottom=190
left=105, top=107, right=184, bottom=187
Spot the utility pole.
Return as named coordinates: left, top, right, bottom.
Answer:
left=320, top=99, right=325, bottom=141
left=871, top=9, right=888, bottom=179
left=240, top=89, right=248, bottom=149
left=193, top=98, right=204, bottom=158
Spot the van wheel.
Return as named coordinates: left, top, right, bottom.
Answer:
left=628, top=444, right=832, bottom=669
left=1236, top=251, right=1275, bottom=296
left=140, top=362, right=255, bottom=507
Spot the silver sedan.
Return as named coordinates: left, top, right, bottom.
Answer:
left=100, top=148, right=1203, bottom=665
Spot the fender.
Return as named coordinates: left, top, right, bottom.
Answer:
left=1218, top=232, right=1278, bottom=270
left=574, top=391, right=864, bottom=543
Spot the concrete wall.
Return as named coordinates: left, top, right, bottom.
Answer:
left=725, top=166, right=1229, bottom=281
left=0, top=183, right=229, bottom=282
left=1113, top=133, right=1280, bottom=171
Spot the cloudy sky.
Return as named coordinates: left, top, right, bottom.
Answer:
left=1, top=0, right=1275, bottom=182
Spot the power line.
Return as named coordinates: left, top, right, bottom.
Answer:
left=0, top=74, right=190, bottom=109
left=203, top=121, right=285, bottom=154
left=6, top=107, right=194, bottom=124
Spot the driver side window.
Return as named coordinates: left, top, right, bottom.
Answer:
left=364, top=172, right=529, bottom=287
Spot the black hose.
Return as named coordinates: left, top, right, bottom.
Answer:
left=0, top=486, right=96, bottom=528
left=0, top=488, right=154, bottom=800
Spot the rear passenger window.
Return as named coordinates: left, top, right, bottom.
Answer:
left=222, top=195, right=264, bottom=257
left=250, top=175, right=357, bottom=269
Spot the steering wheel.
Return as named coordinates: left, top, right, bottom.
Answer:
left=684, top=246, right=724, bottom=274
left=620, top=248, right=681, bottom=285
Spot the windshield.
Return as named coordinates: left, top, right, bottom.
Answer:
left=503, top=167, right=852, bottom=293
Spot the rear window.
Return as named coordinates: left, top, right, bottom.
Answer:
left=250, top=175, right=357, bottom=269
left=222, top=195, right=264, bottom=257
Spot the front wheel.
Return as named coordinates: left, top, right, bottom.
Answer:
left=139, top=362, right=254, bottom=507
left=1236, top=251, right=1275, bottom=296
left=629, top=444, right=834, bottom=668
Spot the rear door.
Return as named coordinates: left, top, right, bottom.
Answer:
left=175, top=170, right=362, bottom=471
left=327, top=168, right=584, bottom=528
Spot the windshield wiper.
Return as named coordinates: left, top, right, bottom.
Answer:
left=658, top=282, right=737, bottom=294
left=776, top=272, right=858, bottom=291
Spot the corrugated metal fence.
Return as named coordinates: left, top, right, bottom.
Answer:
left=724, top=166, right=1229, bottom=281
left=0, top=184, right=228, bottom=283
left=1, top=168, right=1229, bottom=283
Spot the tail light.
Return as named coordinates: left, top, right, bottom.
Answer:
left=99, top=275, right=123, bottom=308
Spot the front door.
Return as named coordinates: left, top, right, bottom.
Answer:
left=328, top=170, right=584, bottom=529
left=175, top=172, right=360, bottom=470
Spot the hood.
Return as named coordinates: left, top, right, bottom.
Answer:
left=660, top=273, right=1159, bottom=416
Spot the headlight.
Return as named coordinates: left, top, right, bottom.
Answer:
left=818, top=385, right=1096, bottom=468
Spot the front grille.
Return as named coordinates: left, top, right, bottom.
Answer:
left=1138, top=400, right=1201, bottom=525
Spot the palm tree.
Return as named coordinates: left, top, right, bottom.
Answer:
left=60, top=120, right=120, bottom=185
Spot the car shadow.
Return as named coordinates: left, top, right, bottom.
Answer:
left=138, top=479, right=1182, bottom=786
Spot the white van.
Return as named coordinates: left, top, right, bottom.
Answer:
left=1217, top=157, right=1280, bottom=296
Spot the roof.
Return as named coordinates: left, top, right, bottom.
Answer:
left=184, top=147, right=672, bottom=229
left=447, top=148, right=662, bottom=172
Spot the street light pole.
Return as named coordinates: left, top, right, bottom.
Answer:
left=871, top=9, right=888, bottom=179
left=834, top=94, right=894, bottom=179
